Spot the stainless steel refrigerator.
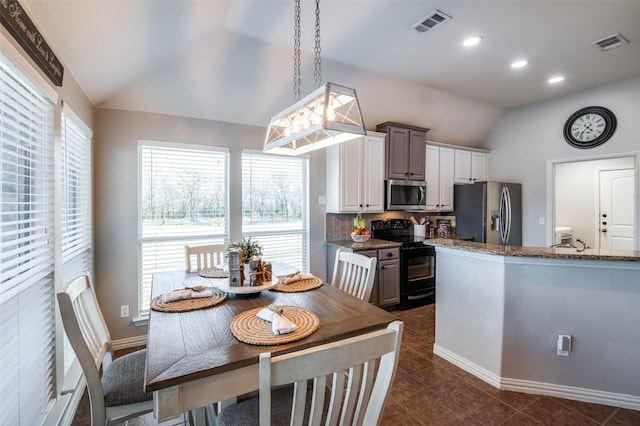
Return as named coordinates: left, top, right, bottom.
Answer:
left=454, top=182, right=522, bottom=245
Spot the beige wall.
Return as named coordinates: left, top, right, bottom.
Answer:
left=93, top=108, right=328, bottom=340
left=0, top=29, right=93, bottom=132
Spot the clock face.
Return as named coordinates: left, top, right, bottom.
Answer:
left=570, top=113, right=606, bottom=142
left=563, top=106, right=616, bottom=149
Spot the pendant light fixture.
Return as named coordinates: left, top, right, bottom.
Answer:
left=264, top=0, right=366, bottom=156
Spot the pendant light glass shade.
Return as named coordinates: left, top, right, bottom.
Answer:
left=264, top=82, right=366, bottom=156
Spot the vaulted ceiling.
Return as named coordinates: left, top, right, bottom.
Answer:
left=21, top=0, right=640, bottom=145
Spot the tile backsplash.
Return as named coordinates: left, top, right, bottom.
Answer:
left=326, top=212, right=456, bottom=241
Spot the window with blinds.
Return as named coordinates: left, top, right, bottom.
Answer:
left=0, top=54, right=56, bottom=425
left=138, top=142, right=229, bottom=315
left=241, top=151, right=309, bottom=271
left=60, top=107, right=92, bottom=375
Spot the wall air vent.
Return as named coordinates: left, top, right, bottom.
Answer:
left=593, top=33, right=629, bottom=51
left=411, top=9, right=452, bottom=34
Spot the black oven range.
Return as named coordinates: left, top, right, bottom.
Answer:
left=371, top=219, right=435, bottom=310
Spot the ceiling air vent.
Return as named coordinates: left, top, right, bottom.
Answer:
left=593, top=33, right=629, bottom=51
left=411, top=9, right=452, bottom=34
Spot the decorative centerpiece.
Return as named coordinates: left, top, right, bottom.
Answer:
left=227, top=237, right=263, bottom=259
left=226, top=237, right=264, bottom=286
left=350, top=213, right=371, bottom=242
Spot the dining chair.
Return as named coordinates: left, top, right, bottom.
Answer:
left=185, top=243, right=227, bottom=271
left=57, top=273, right=153, bottom=426
left=330, top=248, right=377, bottom=302
left=215, top=320, right=403, bottom=426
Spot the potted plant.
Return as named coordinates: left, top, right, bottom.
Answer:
left=227, top=237, right=263, bottom=261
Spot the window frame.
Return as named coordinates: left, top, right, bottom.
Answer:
left=1, top=45, right=58, bottom=425
left=137, top=140, right=230, bottom=317
left=241, top=149, right=310, bottom=273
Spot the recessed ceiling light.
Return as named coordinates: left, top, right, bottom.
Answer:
left=462, top=36, right=483, bottom=47
left=511, top=59, right=530, bottom=69
left=548, top=76, right=565, bottom=84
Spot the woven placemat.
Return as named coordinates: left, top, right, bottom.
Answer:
left=271, top=276, right=324, bottom=292
left=198, top=267, right=229, bottom=278
left=230, top=306, right=320, bottom=346
left=150, top=288, right=227, bottom=312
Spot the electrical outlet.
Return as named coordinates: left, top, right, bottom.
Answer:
left=120, top=305, right=129, bottom=318
left=557, top=334, right=571, bottom=356
left=318, top=195, right=327, bottom=205
left=539, top=217, right=545, bottom=225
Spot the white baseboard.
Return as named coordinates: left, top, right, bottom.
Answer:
left=112, top=335, right=147, bottom=350
left=500, top=378, right=640, bottom=411
left=433, top=344, right=502, bottom=388
left=433, top=343, right=640, bottom=411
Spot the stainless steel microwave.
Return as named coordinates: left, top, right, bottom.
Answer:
left=386, top=180, right=427, bottom=210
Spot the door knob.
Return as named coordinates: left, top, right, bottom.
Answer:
left=602, top=221, right=607, bottom=225
left=602, top=229, right=607, bottom=233
left=602, top=213, right=607, bottom=218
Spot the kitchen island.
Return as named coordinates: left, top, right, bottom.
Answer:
left=429, top=239, right=640, bottom=410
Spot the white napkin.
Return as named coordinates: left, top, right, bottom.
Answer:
left=162, top=288, right=213, bottom=303
left=257, top=308, right=298, bottom=335
left=279, top=272, right=315, bottom=285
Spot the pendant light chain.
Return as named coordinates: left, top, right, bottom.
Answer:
left=314, top=0, right=322, bottom=89
left=293, top=0, right=301, bottom=102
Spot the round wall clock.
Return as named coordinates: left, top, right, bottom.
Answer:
left=563, top=106, right=616, bottom=149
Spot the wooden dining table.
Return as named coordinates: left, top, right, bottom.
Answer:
left=145, top=268, right=398, bottom=423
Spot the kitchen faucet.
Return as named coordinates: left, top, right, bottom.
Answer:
left=550, top=243, right=576, bottom=248
left=549, top=239, right=589, bottom=251
left=575, top=239, right=589, bottom=252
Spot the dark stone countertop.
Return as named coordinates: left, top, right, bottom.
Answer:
left=428, top=239, right=640, bottom=262
left=324, top=238, right=402, bottom=251
left=325, top=234, right=474, bottom=252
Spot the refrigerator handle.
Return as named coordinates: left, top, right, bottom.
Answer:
left=500, top=186, right=512, bottom=244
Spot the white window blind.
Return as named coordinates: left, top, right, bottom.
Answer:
left=138, top=142, right=228, bottom=315
left=241, top=151, right=309, bottom=271
left=0, top=54, right=56, bottom=425
left=60, top=106, right=92, bottom=375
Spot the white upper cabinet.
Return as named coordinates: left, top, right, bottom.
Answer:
left=326, top=132, right=385, bottom=213
left=454, top=149, right=488, bottom=184
left=425, top=145, right=454, bottom=212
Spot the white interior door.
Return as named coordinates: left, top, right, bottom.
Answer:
left=599, top=168, right=635, bottom=250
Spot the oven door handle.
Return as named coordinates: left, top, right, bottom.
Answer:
left=407, top=291, right=434, bottom=301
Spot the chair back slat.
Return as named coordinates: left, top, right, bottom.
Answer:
left=341, top=364, right=363, bottom=424
left=309, top=376, right=326, bottom=426
left=259, top=321, right=403, bottom=426
left=353, top=360, right=376, bottom=425
left=331, top=249, right=377, bottom=302
left=185, top=243, right=227, bottom=271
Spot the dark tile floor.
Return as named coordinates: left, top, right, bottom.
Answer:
left=72, top=304, right=640, bottom=425
left=381, top=304, right=640, bottom=426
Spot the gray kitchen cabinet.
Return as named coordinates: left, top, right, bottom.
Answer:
left=425, top=144, right=455, bottom=212
left=325, top=245, right=399, bottom=307
left=377, top=248, right=400, bottom=307
left=326, top=132, right=385, bottom=213
left=358, top=249, right=379, bottom=306
left=454, top=149, right=488, bottom=184
left=376, top=122, right=428, bottom=181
